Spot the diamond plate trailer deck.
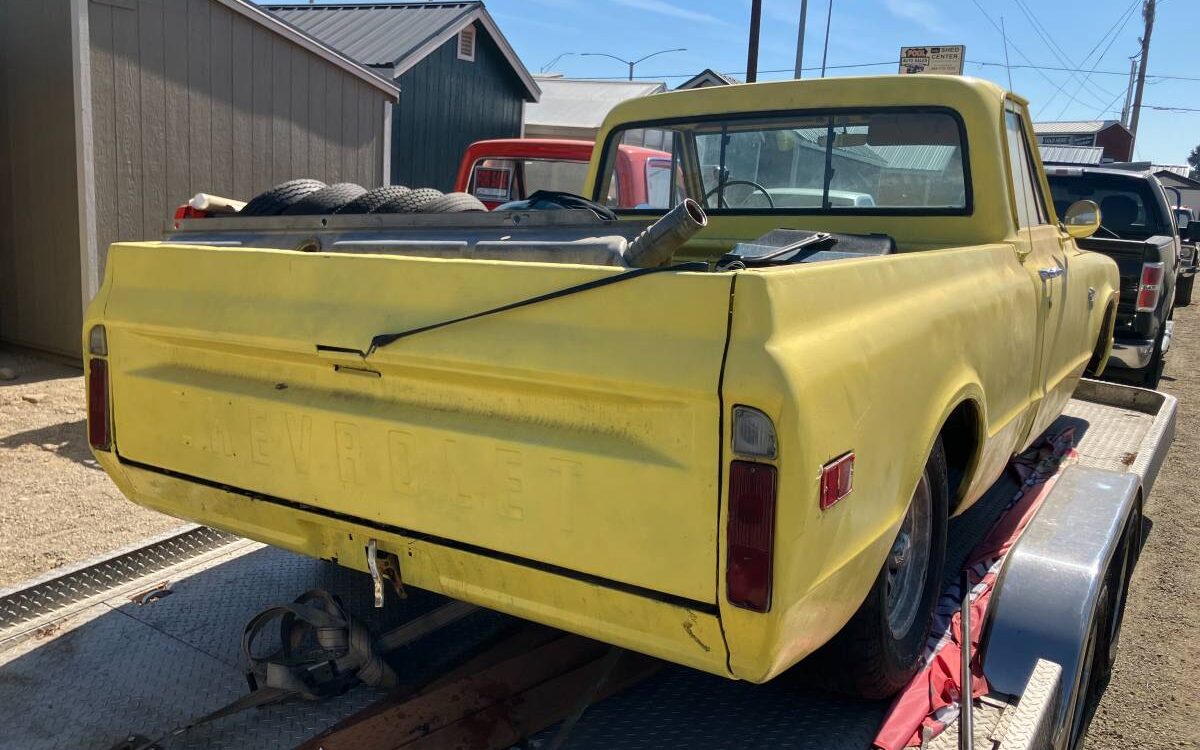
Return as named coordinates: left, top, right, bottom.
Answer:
left=0, top=380, right=1174, bottom=750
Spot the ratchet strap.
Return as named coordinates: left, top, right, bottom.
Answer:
left=242, top=588, right=397, bottom=699
left=127, top=589, right=395, bottom=750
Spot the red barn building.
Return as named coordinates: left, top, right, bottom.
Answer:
left=1034, top=120, right=1134, bottom=163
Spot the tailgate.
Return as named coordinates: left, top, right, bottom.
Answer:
left=100, top=243, right=732, bottom=604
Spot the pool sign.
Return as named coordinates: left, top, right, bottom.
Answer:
left=899, top=45, right=965, bottom=75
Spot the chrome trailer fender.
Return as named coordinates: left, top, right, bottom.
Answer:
left=983, top=466, right=1138, bottom=749
left=983, top=381, right=1177, bottom=749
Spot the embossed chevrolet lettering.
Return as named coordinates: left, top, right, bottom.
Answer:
left=177, top=404, right=583, bottom=528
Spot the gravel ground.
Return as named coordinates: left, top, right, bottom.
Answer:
left=1088, top=300, right=1200, bottom=749
left=0, top=346, right=176, bottom=588
left=0, top=301, right=1196, bottom=745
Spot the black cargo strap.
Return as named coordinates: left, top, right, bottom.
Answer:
left=243, top=589, right=397, bottom=699
left=366, top=261, right=709, bottom=356
left=125, top=589, right=395, bottom=750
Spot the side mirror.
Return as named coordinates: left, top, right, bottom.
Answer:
left=1187, top=222, right=1200, bottom=243
left=1063, top=199, right=1101, bottom=239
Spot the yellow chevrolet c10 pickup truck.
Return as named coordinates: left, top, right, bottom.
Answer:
left=84, top=76, right=1118, bottom=697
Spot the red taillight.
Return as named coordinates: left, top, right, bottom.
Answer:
left=88, top=358, right=111, bottom=451
left=820, top=452, right=855, bottom=510
left=726, top=460, right=777, bottom=612
left=1136, top=262, right=1165, bottom=312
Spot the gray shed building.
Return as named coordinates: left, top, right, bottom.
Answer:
left=0, top=0, right=398, bottom=358
left=267, top=2, right=541, bottom=192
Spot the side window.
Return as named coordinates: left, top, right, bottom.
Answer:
left=1004, top=109, right=1050, bottom=227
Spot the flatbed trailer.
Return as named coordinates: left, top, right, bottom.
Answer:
left=0, top=379, right=1175, bottom=750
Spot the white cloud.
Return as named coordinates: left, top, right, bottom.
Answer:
left=612, top=0, right=725, bottom=25
left=884, top=0, right=947, bottom=34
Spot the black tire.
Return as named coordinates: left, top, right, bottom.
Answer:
left=335, top=185, right=412, bottom=215
left=281, top=182, right=367, bottom=215
left=372, top=187, right=444, bottom=214
left=1067, top=583, right=1112, bottom=750
left=1137, top=325, right=1167, bottom=389
left=1101, top=499, right=1140, bottom=674
left=1176, top=274, right=1193, bottom=306
left=819, top=437, right=950, bottom=699
left=422, top=192, right=487, bottom=213
left=239, top=179, right=327, bottom=216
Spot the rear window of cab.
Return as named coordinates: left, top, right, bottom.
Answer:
left=595, top=108, right=971, bottom=216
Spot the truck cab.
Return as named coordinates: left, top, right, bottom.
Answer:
left=454, top=138, right=672, bottom=209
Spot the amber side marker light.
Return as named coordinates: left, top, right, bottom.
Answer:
left=87, top=325, right=111, bottom=451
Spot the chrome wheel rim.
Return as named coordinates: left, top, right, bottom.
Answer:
left=886, top=474, right=933, bottom=639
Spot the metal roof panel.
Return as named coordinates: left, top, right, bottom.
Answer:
left=1038, top=144, right=1106, bottom=165
left=266, top=3, right=477, bottom=67
left=264, top=3, right=539, bottom=100
left=526, top=78, right=667, bottom=128
left=1033, top=120, right=1120, bottom=135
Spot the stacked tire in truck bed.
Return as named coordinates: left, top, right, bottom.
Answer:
left=238, top=179, right=487, bottom=216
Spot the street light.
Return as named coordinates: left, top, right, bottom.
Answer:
left=540, top=52, right=575, bottom=74
left=580, top=48, right=687, bottom=80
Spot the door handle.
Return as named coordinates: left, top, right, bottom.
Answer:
left=1039, top=266, right=1065, bottom=280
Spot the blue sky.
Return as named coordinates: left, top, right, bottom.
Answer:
left=277, top=1, right=1200, bottom=165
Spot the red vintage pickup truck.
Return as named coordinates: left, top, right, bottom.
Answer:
left=454, top=138, right=672, bottom=209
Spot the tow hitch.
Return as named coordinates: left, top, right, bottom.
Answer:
left=366, top=539, right=406, bottom=608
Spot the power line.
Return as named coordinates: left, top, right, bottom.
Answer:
left=1011, top=0, right=1115, bottom=106
left=1079, top=0, right=1141, bottom=63
left=587, top=60, right=898, bottom=80
left=968, top=0, right=1110, bottom=111
left=1052, top=0, right=1142, bottom=119
left=587, top=59, right=1199, bottom=84
left=1094, top=82, right=1133, bottom=121
left=963, top=60, right=1200, bottom=83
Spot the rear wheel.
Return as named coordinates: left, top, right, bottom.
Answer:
left=1067, top=584, right=1112, bottom=750
left=1138, top=324, right=1167, bottom=389
left=1176, top=274, right=1193, bottom=306
left=822, top=438, right=949, bottom=698
left=1101, top=499, right=1140, bottom=675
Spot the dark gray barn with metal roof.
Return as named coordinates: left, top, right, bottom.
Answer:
left=268, top=2, right=540, bottom=191
left=0, top=0, right=398, bottom=358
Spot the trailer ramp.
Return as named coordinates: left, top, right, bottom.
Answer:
left=0, top=381, right=1173, bottom=750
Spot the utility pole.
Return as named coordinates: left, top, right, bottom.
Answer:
left=1128, top=0, right=1156, bottom=145
left=793, top=0, right=809, bottom=79
left=747, top=0, right=762, bottom=83
left=1120, top=56, right=1138, bottom=127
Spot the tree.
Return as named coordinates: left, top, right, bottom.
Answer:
left=1189, top=145, right=1200, bottom=180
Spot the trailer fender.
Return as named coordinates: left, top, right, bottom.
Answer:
left=982, top=465, right=1140, bottom=749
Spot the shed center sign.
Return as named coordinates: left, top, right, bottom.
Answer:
left=899, top=45, right=965, bottom=75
